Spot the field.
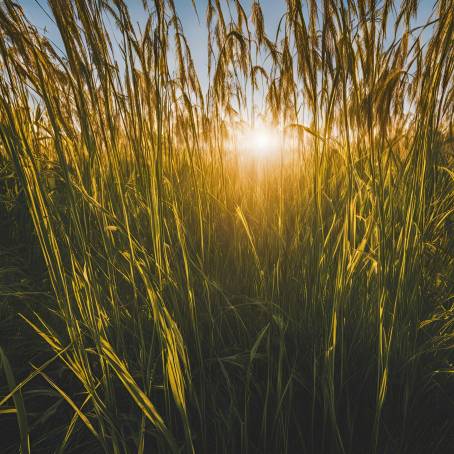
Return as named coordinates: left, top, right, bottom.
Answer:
left=0, top=0, right=453, bottom=452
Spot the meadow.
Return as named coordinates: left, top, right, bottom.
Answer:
left=0, top=0, right=453, bottom=452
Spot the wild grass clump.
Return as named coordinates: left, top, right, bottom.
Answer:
left=0, top=0, right=453, bottom=452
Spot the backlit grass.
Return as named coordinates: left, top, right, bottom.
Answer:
left=0, top=0, right=453, bottom=452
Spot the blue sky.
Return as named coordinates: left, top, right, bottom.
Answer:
left=19, top=0, right=436, bottom=93
left=19, top=0, right=288, bottom=90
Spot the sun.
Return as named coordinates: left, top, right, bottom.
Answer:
left=241, top=124, right=280, bottom=159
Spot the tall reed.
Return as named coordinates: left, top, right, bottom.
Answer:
left=0, top=0, right=453, bottom=452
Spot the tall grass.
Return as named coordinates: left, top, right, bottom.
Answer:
left=0, top=0, right=453, bottom=452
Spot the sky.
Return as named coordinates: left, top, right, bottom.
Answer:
left=17, top=0, right=288, bottom=91
left=17, top=0, right=437, bottom=94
